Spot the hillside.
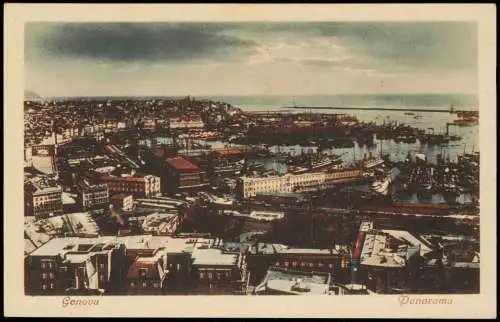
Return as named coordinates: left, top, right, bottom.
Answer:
left=24, top=90, right=42, bottom=100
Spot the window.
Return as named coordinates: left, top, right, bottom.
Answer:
left=199, top=272, right=205, bottom=279
left=100, top=275, right=105, bottom=282
left=208, top=272, right=213, bottom=279
left=49, top=273, right=55, bottom=278
left=50, top=283, right=55, bottom=289
left=142, top=282, right=147, bottom=288
left=41, top=284, right=47, bottom=290
left=41, top=263, right=47, bottom=269
left=153, top=283, right=159, bottom=288
left=292, top=261, right=298, bottom=267
left=42, top=273, right=48, bottom=279
left=130, top=282, right=135, bottom=288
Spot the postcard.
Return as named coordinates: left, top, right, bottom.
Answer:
left=4, top=3, right=496, bottom=318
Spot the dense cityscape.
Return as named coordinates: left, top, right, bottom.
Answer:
left=24, top=95, right=480, bottom=296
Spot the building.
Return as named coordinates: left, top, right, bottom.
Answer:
left=25, top=235, right=247, bottom=296
left=254, top=267, right=332, bottom=295
left=81, top=184, right=109, bottom=211
left=111, top=194, right=134, bottom=212
left=141, top=212, right=181, bottom=235
left=164, top=237, right=247, bottom=295
left=189, top=238, right=247, bottom=294
left=246, top=244, right=352, bottom=286
left=358, top=229, right=430, bottom=294
left=25, top=175, right=63, bottom=218
left=100, top=174, right=161, bottom=198
left=30, top=144, right=57, bottom=174
left=164, top=157, right=207, bottom=192
left=121, top=236, right=169, bottom=295
left=237, top=168, right=369, bottom=199
left=25, top=237, right=126, bottom=295
left=168, top=116, right=205, bottom=132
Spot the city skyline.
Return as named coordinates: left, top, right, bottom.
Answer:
left=25, top=22, right=478, bottom=97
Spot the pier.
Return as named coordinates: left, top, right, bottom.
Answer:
left=284, top=106, right=478, bottom=115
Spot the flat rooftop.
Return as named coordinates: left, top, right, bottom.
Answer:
left=191, top=248, right=239, bottom=266
left=256, top=268, right=330, bottom=295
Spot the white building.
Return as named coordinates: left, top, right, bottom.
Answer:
left=168, top=117, right=205, bottom=130
left=237, top=169, right=368, bottom=199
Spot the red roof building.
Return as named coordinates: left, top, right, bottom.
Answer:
left=166, top=157, right=200, bottom=172
left=164, top=157, right=206, bottom=192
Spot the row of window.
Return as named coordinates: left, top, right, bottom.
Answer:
left=33, top=204, right=63, bottom=209
left=129, top=281, right=161, bottom=289
left=275, top=260, right=351, bottom=269
left=34, top=195, right=61, bottom=202
left=84, top=198, right=109, bottom=205
left=198, top=271, right=232, bottom=280
left=41, top=282, right=55, bottom=290
left=40, top=262, right=55, bottom=269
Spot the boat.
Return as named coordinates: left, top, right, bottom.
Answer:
left=287, top=154, right=342, bottom=174
left=371, top=176, right=391, bottom=195
left=414, top=115, right=423, bottom=119
left=453, top=118, right=478, bottom=126
left=404, top=112, right=415, bottom=116
left=407, top=165, right=435, bottom=192
left=360, top=155, right=385, bottom=169
left=288, top=165, right=309, bottom=174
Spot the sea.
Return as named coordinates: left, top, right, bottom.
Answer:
left=58, top=93, right=480, bottom=204
left=200, top=94, right=480, bottom=204
left=195, top=94, right=479, bottom=162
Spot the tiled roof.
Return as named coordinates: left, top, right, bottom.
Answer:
left=166, top=157, right=199, bottom=171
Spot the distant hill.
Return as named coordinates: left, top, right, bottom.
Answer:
left=24, top=90, right=42, bottom=100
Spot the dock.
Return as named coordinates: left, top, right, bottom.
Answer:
left=284, top=106, right=478, bottom=114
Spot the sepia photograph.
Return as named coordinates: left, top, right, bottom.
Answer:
left=4, top=3, right=496, bottom=318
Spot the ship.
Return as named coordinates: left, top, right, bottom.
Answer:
left=371, top=175, right=392, bottom=195
left=452, top=117, right=478, bottom=126
left=407, top=165, right=434, bottom=191
left=212, top=158, right=245, bottom=176
left=360, top=154, right=385, bottom=169
left=286, top=152, right=343, bottom=174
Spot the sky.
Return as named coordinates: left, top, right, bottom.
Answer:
left=25, top=22, right=478, bottom=97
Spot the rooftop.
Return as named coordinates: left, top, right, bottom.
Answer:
left=255, top=268, right=331, bottom=295
left=360, top=233, right=411, bottom=268
left=191, top=247, right=239, bottom=266
left=100, top=175, right=146, bottom=182
left=166, top=157, right=200, bottom=171
left=126, top=261, right=160, bottom=279
left=276, top=246, right=348, bottom=256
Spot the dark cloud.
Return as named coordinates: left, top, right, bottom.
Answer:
left=25, top=21, right=477, bottom=72
left=227, top=22, right=478, bottom=70
left=25, top=22, right=257, bottom=63
left=313, top=22, right=477, bottom=70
